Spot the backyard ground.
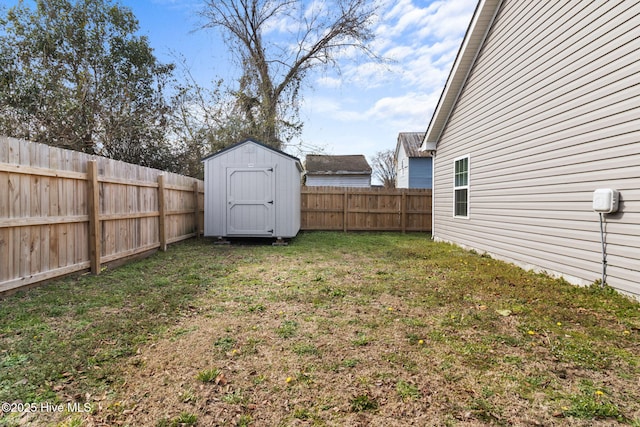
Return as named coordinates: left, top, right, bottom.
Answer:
left=1, top=232, right=639, bottom=426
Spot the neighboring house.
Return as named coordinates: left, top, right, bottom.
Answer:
left=421, top=0, right=640, bottom=296
left=304, top=154, right=372, bottom=187
left=395, top=132, right=435, bottom=189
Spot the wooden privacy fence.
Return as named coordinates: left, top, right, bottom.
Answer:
left=301, top=186, right=432, bottom=232
left=0, top=137, right=204, bottom=294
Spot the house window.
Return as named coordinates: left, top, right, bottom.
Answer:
left=454, top=155, right=469, bottom=217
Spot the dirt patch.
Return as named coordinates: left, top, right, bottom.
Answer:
left=22, top=235, right=639, bottom=426
left=85, top=294, right=636, bottom=425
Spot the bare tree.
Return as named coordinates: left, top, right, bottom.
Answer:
left=371, top=149, right=396, bottom=188
left=200, top=0, right=378, bottom=149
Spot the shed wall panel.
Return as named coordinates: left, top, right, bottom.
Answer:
left=433, top=0, right=640, bottom=295
left=203, top=141, right=301, bottom=238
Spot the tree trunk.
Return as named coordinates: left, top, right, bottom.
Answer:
left=260, top=93, right=280, bottom=150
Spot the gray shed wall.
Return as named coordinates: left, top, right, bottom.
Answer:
left=433, top=1, right=640, bottom=296
left=203, top=141, right=301, bottom=238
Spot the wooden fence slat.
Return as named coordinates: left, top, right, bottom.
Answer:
left=87, top=161, right=101, bottom=274
left=18, top=141, right=30, bottom=278
left=1, top=139, right=203, bottom=295
left=0, top=262, right=91, bottom=294
left=343, top=189, right=348, bottom=232
left=99, top=175, right=158, bottom=188
left=193, top=181, right=199, bottom=238
left=158, top=174, right=167, bottom=252
left=0, top=162, right=87, bottom=180
left=0, top=216, right=89, bottom=228
left=401, top=190, right=406, bottom=233
left=99, top=212, right=159, bottom=221
left=301, top=186, right=432, bottom=232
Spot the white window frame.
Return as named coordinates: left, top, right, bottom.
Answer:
left=453, top=154, right=470, bottom=218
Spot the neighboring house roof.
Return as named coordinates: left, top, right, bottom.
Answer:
left=201, top=138, right=302, bottom=170
left=396, top=132, right=433, bottom=158
left=304, top=155, right=372, bottom=175
left=421, top=0, right=502, bottom=148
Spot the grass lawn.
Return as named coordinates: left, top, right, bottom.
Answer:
left=1, top=232, right=639, bottom=426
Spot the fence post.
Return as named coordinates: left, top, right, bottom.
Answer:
left=158, top=175, right=167, bottom=251
left=87, top=160, right=101, bottom=274
left=401, top=190, right=407, bottom=234
left=193, top=181, right=199, bottom=238
left=343, top=188, right=348, bottom=232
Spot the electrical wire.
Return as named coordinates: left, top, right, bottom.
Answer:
left=599, top=212, right=606, bottom=286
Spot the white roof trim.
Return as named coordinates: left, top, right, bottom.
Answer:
left=420, top=0, right=503, bottom=150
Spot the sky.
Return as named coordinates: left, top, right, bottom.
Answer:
left=126, top=0, right=478, bottom=161
left=3, top=0, right=478, bottom=163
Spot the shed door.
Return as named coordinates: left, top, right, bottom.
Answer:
left=226, top=167, right=275, bottom=236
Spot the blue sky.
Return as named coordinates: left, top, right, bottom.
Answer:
left=5, top=0, right=478, bottom=162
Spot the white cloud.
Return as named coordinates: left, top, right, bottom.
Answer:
left=319, top=0, right=475, bottom=90
left=384, top=45, right=415, bottom=61
left=381, top=0, right=436, bottom=38
left=419, top=2, right=476, bottom=40
left=263, top=13, right=299, bottom=35
left=364, top=92, right=442, bottom=125
left=304, top=0, right=326, bottom=19
left=315, top=76, right=343, bottom=88
left=133, top=0, right=479, bottom=162
left=304, top=87, right=443, bottom=128
left=304, top=96, right=345, bottom=115
left=298, top=0, right=477, bottom=159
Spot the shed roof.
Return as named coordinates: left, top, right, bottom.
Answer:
left=304, top=154, right=372, bottom=175
left=201, top=138, right=302, bottom=169
left=421, top=0, right=502, bottom=149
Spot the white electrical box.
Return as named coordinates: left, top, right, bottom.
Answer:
left=592, top=188, right=619, bottom=213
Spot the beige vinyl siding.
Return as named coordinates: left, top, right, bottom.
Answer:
left=433, top=0, right=640, bottom=295
left=427, top=0, right=501, bottom=141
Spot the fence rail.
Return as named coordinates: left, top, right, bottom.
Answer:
left=301, top=186, right=432, bottom=232
left=1, top=138, right=433, bottom=294
left=0, top=137, right=203, bottom=294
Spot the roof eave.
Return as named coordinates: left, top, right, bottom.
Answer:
left=420, top=0, right=503, bottom=150
left=201, top=138, right=303, bottom=170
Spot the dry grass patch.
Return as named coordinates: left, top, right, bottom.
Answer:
left=1, top=232, right=639, bottom=426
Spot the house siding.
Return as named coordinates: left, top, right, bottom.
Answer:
left=433, top=0, right=640, bottom=295
left=306, top=175, right=371, bottom=188
left=396, top=144, right=409, bottom=188
left=409, top=158, right=433, bottom=189
left=396, top=143, right=433, bottom=189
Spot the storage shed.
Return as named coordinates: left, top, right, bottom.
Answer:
left=202, top=139, right=303, bottom=239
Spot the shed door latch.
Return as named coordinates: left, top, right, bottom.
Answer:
left=268, top=200, right=274, bottom=204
